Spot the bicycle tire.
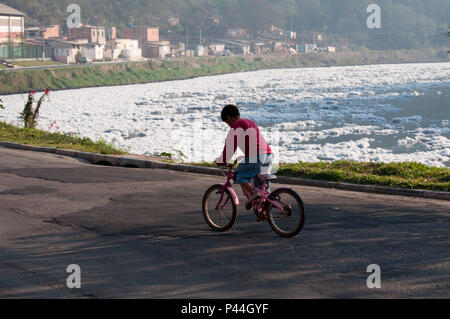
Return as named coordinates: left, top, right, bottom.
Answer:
left=202, top=185, right=237, bottom=232
left=267, top=188, right=305, bottom=237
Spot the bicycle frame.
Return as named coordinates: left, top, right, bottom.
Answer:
left=215, top=162, right=290, bottom=214
left=215, top=168, right=240, bottom=209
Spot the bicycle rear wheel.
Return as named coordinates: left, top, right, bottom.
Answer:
left=266, top=188, right=305, bottom=237
left=202, top=185, right=237, bottom=232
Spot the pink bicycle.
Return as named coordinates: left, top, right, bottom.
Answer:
left=202, top=159, right=305, bottom=237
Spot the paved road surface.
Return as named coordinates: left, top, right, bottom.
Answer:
left=1, top=60, right=143, bottom=72
left=0, top=146, right=449, bottom=298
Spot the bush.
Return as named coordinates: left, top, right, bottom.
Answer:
left=20, top=89, right=50, bottom=129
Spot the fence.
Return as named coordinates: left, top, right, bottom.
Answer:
left=0, top=43, right=52, bottom=60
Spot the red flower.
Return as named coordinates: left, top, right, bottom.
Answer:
left=45, top=88, right=50, bottom=95
left=30, top=90, right=36, bottom=95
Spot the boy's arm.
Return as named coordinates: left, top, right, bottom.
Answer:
left=215, top=128, right=239, bottom=165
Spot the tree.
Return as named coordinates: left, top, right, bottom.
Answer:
left=75, top=51, right=83, bottom=64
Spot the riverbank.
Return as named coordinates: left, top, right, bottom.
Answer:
left=1, top=121, right=448, bottom=192
left=0, top=49, right=448, bottom=95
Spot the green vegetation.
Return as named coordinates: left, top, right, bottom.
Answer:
left=20, top=90, right=49, bottom=129
left=0, top=49, right=447, bottom=95
left=193, top=160, right=450, bottom=192
left=6, top=0, right=450, bottom=50
left=278, top=161, right=450, bottom=192
left=0, top=121, right=126, bottom=155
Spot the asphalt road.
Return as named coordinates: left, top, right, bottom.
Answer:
left=0, top=146, right=449, bottom=298
left=1, top=60, right=144, bottom=72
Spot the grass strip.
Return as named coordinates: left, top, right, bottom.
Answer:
left=0, top=121, right=126, bottom=155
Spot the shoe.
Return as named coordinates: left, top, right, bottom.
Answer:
left=245, top=193, right=261, bottom=210
left=254, top=208, right=268, bottom=222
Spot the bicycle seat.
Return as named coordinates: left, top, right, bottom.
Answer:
left=257, top=174, right=277, bottom=182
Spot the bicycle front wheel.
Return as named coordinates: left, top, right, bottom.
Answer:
left=202, top=185, right=237, bottom=232
left=267, top=188, right=305, bottom=237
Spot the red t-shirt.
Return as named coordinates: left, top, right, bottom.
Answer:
left=217, top=118, right=272, bottom=164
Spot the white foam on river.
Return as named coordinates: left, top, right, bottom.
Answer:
left=1, top=62, right=449, bottom=166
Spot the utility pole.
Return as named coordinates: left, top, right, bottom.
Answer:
left=185, top=24, right=189, bottom=51
left=41, top=26, right=45, bottom=61
left=38, top=15, right=51, bottom=61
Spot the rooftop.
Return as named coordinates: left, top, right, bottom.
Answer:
left=0, top=3, right=25, bottom=16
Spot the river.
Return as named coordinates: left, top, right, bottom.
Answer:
left=1, top=62, right=449, bottom=166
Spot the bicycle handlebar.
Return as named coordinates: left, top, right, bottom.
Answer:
left=225, top=160, right=238, bottom=168
left=217, top=158, right=241, bottom=169
left=217, top=156, right=244, bottom=169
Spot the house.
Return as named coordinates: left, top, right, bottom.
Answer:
left=171, top=42, right=185, bottom=56
left=184, top=49, right=194, bottom=57
left=209, top=43, right=225, bottom=55
left=26, top=25, right=59, bottom=39
left=227, top=43, right=250, bottom=55
left=144, top=41, right=170, bottom=58
left=68, top=25, right=106, bottom=45
left=194, top=45, right=207, bottom=57
left=48, top=38, right=105, bottom=63
left=226, top=28, right=247, bottom=38
left=80, top=43, right=105, bottom=62
left=47, top=40, right=81, bottom=64
left=25, top=27, right=40, bottom=38
left=114, top=38, right=142, bottom=60
left=0, top=3, right=25, bottom=43
left=120, top=26, right=159, bottom=42
left=43, top=25, right=59, bottom=39
left=104, top=45, right=121, bottom=61
left=220, top=38, right=251, bottom=55
left=298, top=43, right=318, bottom=54
left=27, top=25, right=60, bottom=39
left=273, top=41, right=286, bottom=53
left=252, top=42, right=271, bottom=54
left=108, top=27, right=117, bottom=40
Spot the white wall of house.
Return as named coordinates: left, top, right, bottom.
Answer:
left=81, top=44, right=104, bottom=62
left=114, top=39, right=142, bottom=60
left=53, top=48, right=79, bottom=64
left=0, top=15, right=24, bottom=42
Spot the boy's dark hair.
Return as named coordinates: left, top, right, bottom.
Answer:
left=221, top=104, right=240, bottom=122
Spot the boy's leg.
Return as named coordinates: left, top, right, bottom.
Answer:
left=240, top=182, right=258, bottom=198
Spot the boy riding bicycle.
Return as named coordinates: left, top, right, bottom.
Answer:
left=215, top=104, right=274, bottom=210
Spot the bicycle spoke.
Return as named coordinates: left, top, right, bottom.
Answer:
left=203, top=186, right=236, bottom=230
left=267, top=189, right=305, bottom=237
